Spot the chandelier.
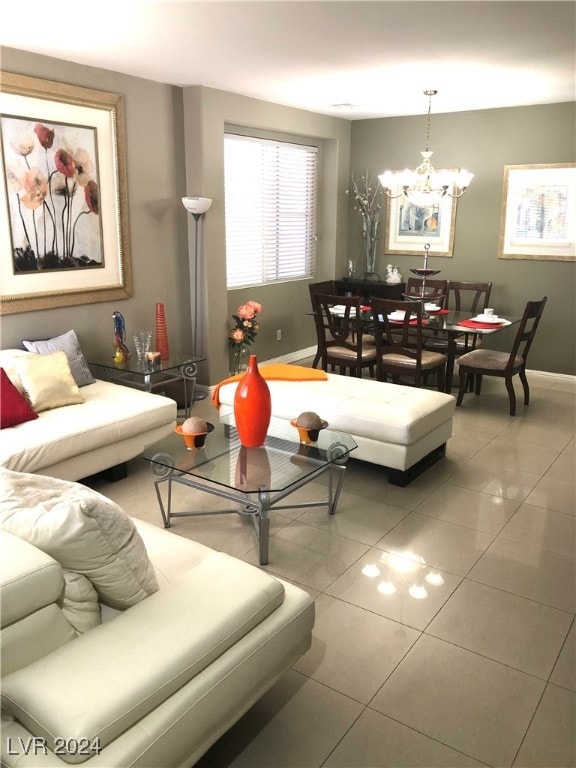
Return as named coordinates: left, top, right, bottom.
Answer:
left=378, top=90, right=474, bottom=207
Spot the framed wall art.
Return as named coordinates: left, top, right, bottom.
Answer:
left=0, top=72, right=132, bottom=315
left=384, top=179, right=458, bottom=257
left=499, top=163, right=576, bottom=261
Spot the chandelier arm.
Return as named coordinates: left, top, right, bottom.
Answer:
left=381, top=188, right=405, bottom=200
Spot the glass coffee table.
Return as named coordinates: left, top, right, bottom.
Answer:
left=142, top=416, right=357, bottom=565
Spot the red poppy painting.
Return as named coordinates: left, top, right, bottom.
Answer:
left=2, top=116, right=104, bottom=273
left=0, top=72, right=131, bottom=315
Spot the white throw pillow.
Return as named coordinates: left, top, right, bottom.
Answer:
left=22, top=330, right=95, bottom=387
left=13, top=351, right=84, bottom=412
left=0, top=469, right=159, bottom=609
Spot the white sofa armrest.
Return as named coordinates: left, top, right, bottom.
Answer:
left=1, top=552, right=285, bottom=764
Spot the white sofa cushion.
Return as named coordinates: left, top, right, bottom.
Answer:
left=0, top=378, right=175, bottom=476
left=0, top=469, right=158, bottom=609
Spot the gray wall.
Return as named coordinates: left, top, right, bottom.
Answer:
left=348, top=103, right=576, bottom=374
left=1, top=46, right=574, bottom=378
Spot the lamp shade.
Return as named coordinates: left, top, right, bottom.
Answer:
left=182, top=196, right=212, bottom=215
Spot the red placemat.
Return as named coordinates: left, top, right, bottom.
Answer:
left=459, top=319, right=506, bottom=329
left=390, top=318, right=429, bottom=326
left=428, top=308, right=450, bottom=315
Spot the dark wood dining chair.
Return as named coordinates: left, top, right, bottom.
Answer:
left=455, top=297, right=547, bottom=416
left=425, top=280, right=493, bottom=356
left=309, top=281, right=337, bottom=366
left=308, top=280, right=337, bottom=303
left=371, top=298, right=447, bottom=390
left=311, top=293, right=376, bottom=377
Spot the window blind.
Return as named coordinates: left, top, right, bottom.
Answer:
left=224, top=134, right=318, bottom=289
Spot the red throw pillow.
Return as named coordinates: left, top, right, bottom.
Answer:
left=0, top=368, right=38, bottom=428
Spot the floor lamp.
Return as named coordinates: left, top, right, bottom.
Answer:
left=182, top=195, right=212, bottom=399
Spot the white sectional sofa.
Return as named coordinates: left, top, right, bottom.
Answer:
left=217, top=368, right=456, bottom=485
left=0, top=469, right=314, bottom=767
left=0, top=347, right=176, bottom=481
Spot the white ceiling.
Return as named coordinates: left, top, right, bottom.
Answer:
left=1, top=1, right=574, bottom=119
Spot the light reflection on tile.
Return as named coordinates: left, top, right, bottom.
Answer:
left=326, top=548, right=461, bottom=630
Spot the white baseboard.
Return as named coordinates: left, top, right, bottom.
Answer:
left=526, top=369, right=576, bottom=382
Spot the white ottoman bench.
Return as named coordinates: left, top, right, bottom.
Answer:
left=216, top=370, right=455, bottom=486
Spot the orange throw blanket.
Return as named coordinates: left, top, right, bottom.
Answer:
left=211, top=363, right=327, bottom=408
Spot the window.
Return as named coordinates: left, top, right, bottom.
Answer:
left=224, top=133, right=318, bottom=289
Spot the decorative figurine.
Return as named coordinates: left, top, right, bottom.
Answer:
left=112, top=311, right=130, bottom=363
left=385, top=265, right=403, bottom=284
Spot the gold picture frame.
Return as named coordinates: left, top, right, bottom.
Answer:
left=499, top=163, right=576, bottom=261
left=0, top=72, right=132, bottom=314
left=384, top=176, right=458, bottom=257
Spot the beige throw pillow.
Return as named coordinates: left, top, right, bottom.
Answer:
left=14, top=351, right=84, bottom=412
left=22, top=330, right=95, bottom=387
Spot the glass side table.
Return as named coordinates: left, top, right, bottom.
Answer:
left=88, top=353, right=205, bottom=419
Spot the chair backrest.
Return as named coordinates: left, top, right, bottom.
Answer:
left=445, top=281, right=492, bottom=313
left=309, top=280, right=337, bottom=305
left=312, top=293, right=367, bottom=358
left=371, top=298, right=425, bottom=372
left=507, top=297, right=548, bottom=370
left=405, top=278, right=448, bottom=305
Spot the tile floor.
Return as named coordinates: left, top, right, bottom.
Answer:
left=89, top=369, right=575, bottom=768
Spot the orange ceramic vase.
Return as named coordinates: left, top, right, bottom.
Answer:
left=233, top=355, right=271, bottom=447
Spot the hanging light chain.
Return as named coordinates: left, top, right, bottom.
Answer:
left=423, top=89, right=437, bottom=154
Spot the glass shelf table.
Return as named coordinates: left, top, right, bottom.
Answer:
left=88, top=354, right=205, bottom=418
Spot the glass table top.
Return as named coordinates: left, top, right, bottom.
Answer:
left=142, top=415, right=357, bottom=495
left=88, top=353, right=204, bottom=375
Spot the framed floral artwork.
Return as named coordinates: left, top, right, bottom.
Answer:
left=0, top=72, right=132, bottom=314
left=498, top=163, right=576, bottom=261
left=384, top=178, right=458, bottom=257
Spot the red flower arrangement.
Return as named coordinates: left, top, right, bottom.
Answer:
left=228, top=300, right=262, bottom=374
